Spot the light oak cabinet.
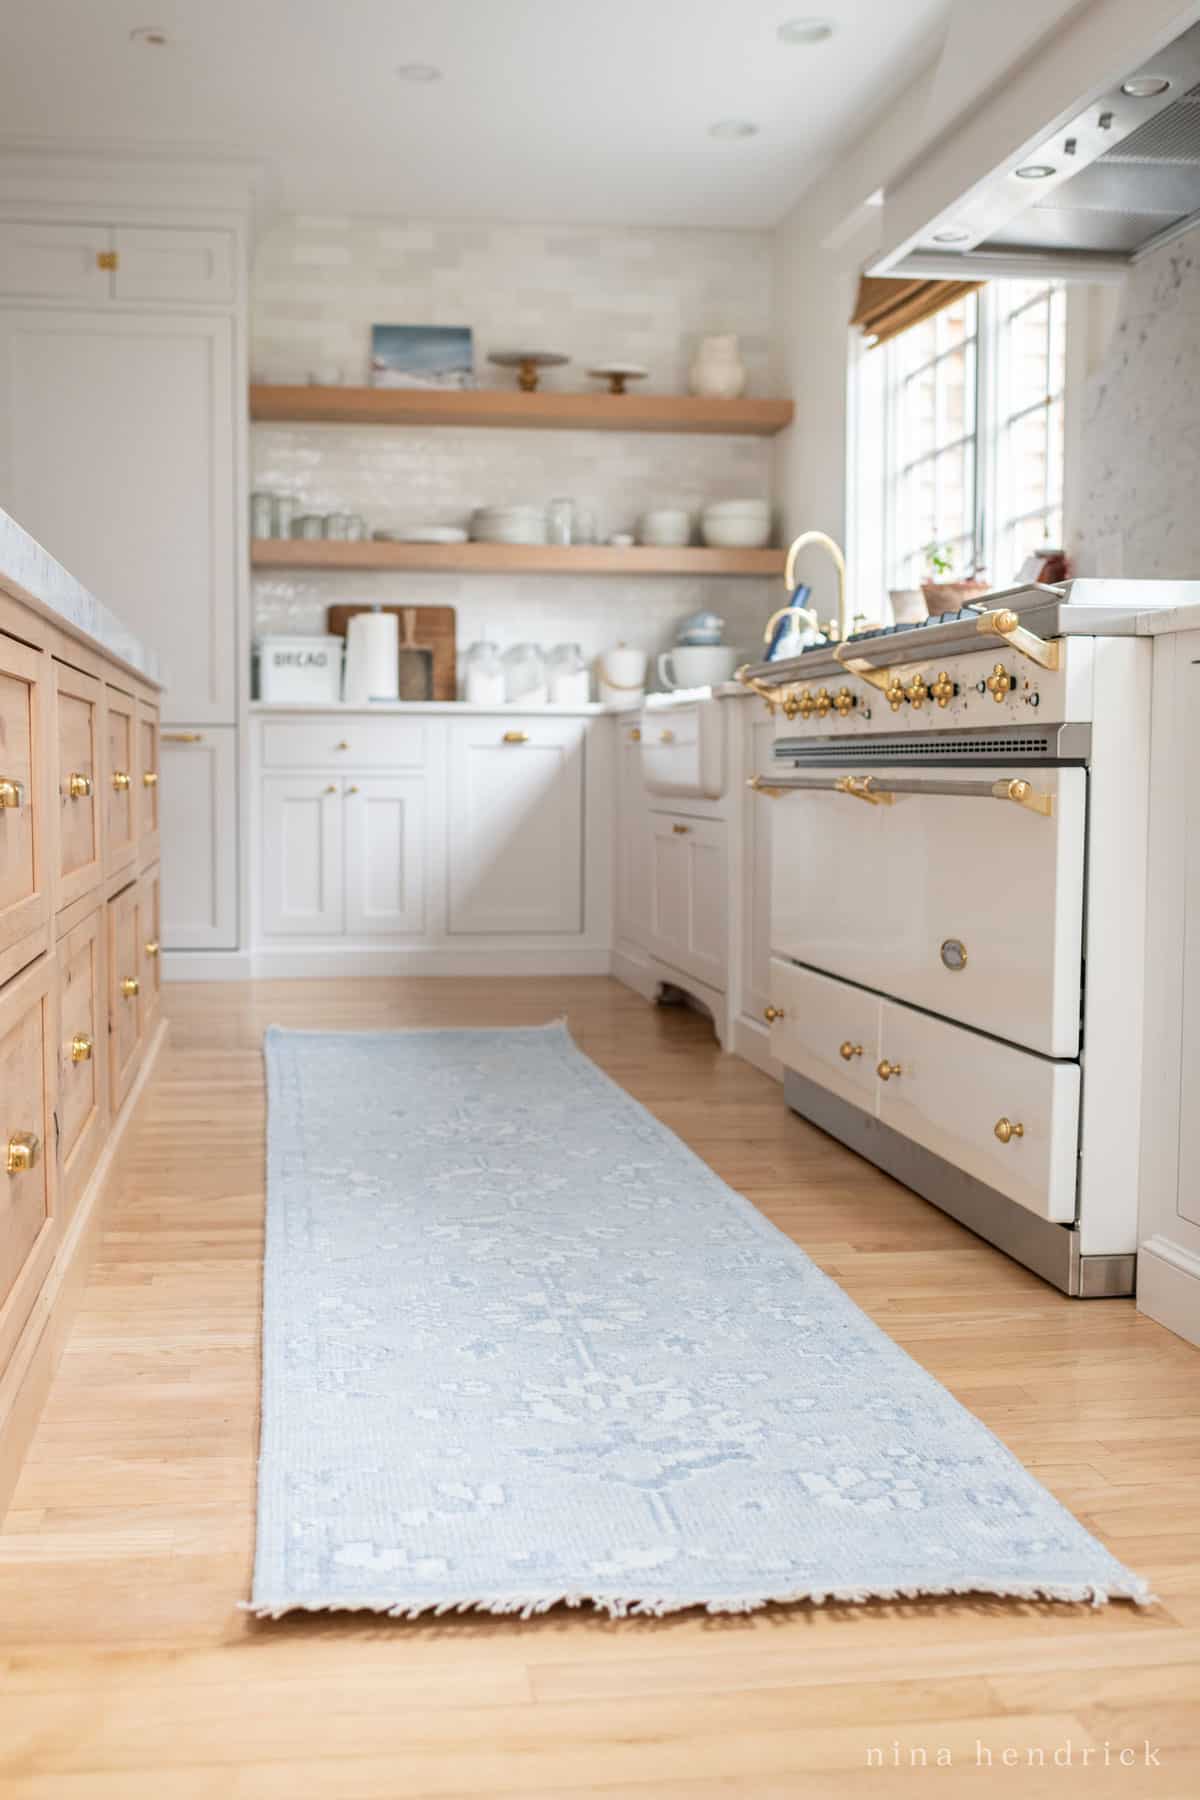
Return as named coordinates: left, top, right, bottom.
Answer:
left=57, top=904, right=108, bottom=1219
left=447, top=718, right=584, bottom=935
left=107, top=882, right=142, bottom=1113
left=159, top=727, right=238, bottom=950
left=0, top=954, right=59, bottom=1377
left=0, top=634, right=50, bottom=959
left=137, top=700, right=160, bottom=869
left=138, top=866, right=162, bottom=1035
left=647, top=811, right=727, bottom=992
left=104, top=686, right=138, bottom=877
left=53, top=662, right=103, bottom=912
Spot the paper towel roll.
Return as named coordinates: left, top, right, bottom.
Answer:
left=343, top=610, right=399, bottom=702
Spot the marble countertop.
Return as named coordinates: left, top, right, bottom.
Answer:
left=251, top=686, right=756, bottom=717
left=0, top=507, right=163, bottom=685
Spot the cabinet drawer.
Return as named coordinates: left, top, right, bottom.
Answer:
left=104, top=686, right=138, bottom=876
left=138, top=865, right=162, bottom=1032
left=0, top=633, right=50, bottom=956
left=108, top=883, right=142, bottom=1113
left=641, top=700, right=724, bottom=801
left=0, top=222, right=111, bottom=300
left=766, top=958, right=881, bottom=1110
left=260, top=717, right=429, bottom=771
left=58, top=905, right=107, bottom=1217
left=0, top=954, right=58, bottom=1377
left=111, top=227, right=235, bottom=305
left=876, top=999, right=1081, bottom=1223
left=137, top=699, right=160, bottom=868
left=54, top=661, right=103, bottom=910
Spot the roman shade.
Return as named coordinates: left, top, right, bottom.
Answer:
left=852, top=276, right=984, bottom=348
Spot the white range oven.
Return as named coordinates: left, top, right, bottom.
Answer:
left=742, top=580, right=1200, bottom=1297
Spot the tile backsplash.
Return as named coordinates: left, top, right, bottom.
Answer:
left=250, top=213, right=776, bottom=680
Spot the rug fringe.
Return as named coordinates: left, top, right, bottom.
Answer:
left=242, top=1574, right=1156, bottom=1622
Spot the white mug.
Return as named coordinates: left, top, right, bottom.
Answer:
left=658, top=645, right=739, bottom=690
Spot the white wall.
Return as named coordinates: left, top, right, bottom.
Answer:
left=251, top=213, right=777, bottom=673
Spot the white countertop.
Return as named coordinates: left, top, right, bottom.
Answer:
left=250, top=688, right=756, bottom=716
left=0, top=507, right=164, bottom=685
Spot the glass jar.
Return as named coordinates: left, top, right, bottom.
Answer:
left=250, top=492, right=275, bottom=540
left=293, top=514, right=325, bottom=540
left=462, top=641, right=506, bottom=705
left=272, top=494, right=297, bottom=539
left=502, top=642, right=547, bottom=706
left=546, top=497, right=576, bottom=546
left=546, top=642, right=590, bottom=705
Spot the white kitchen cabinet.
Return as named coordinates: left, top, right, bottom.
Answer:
left=344, top=776, right=428, bottom=937
left=738, top=712, right=775, bottom=1036
left=648, top=812, right=727, bottom=991
left=111, top=228, right=235, bottom=305
left=447, top=718, right=584, bottom=935
left=0, top=221, right=234, bottom=306
left=261, top=776, right=343, bottom=938
left=0, top=308, right=237, bottom=725
left=614, top=719, right=653, bottom=949
left=0, top=222, right=112, bottom=300
left=766, top=957, right=881, bottom=1111
left=160, top=726, right=239, bottom=951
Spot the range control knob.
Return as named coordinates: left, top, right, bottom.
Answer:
left=930, top=670, right=956, bottom=708
left=885, top=675, right=907, bottom=712
left=797, top=688, right=816, bottom=720
left=814, top=687, right=833, bottom=718
left=833, top=686, right=856, bottom=717
left=986, top=662, right=1016, bottom=703
left=905, top=673, right=929, bottom=710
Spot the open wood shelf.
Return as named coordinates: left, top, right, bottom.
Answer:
left=249, top=384, right=794, bottom=436
left=250, top=539, right=785, bottom=577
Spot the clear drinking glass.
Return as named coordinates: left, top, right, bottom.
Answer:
left=546, top=498, right=576, bottom=545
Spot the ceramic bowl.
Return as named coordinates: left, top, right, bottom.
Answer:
left=636, top=509, right=693, bottom=548
left=700, top=515, right=772, bottom=549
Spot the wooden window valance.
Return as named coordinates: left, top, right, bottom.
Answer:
left=851, top=275, right=984, bottom=348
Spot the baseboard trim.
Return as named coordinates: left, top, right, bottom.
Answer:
left=1137, top=1235, right=1200, bottom=1347
left=611, top=945, right=659, bottom=1003
left=0, top=1017, right=168, bottom=1522
left=731, top=1016, right=782, bottom=1082
left=245, top=945, right=614, bottom=978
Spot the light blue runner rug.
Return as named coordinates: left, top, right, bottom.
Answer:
left=251, top=1022, right=1149, bottom=1618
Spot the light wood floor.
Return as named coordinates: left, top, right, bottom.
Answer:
left=1, top=977, right=1198, bottom=1798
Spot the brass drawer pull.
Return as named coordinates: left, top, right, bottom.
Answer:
left=630, top=726, right=641, bottom=742
left=0, top=777, right=24, bottom=809
left=502, top=730, right=529, bottom=744
left=112, top=770, right=131, bottom=792
left=994, top=1117, right=1025, bottom=1144
left=162, top=732, right=204, bottom=744
left=876, top=1058, right=902, bottom=1081
left=6, top=1131, right=39, bottom=1175
left=660, top=728, right=675, bottom=744
left=71, top=1032, right=94, bottom=1063
left=672, top=822, right=690, bottom=835
left=763, top=1005, right=785, bottom=1023
left=96, top=249, right=119, bottom=272
left=120, top=976, right=140, bottom=999
left=144, top=940, right=160, bottom=958
left=143, top=770, right=159, bottom=787
left=335, top=740, right=350, bottom=750
left=839, top=1041, right=863, bottom=1061
left=67, top=772, right=93, bottom=799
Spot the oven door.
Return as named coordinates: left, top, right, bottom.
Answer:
left=764, top=765, right=1086, bottom=1059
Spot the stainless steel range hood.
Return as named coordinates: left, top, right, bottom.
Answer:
left=881, top=20, right=1200, bottom=280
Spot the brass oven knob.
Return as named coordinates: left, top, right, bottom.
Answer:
left=120, top=976, right=139, bottom=999
left=833, top=686, right=856, bottom=717
left=839, top=1041, right=863, bottom=1061
left=930, top=671, right=955, bottom=708
left=814, top=687, right=832, bottom=718
left=71, top=1032, right=94, bottom=1063
left=876, top=1058, right=902, bottom=1081
left=111, top=770, right=131, bottom=792
left=994, top=1117, right=1025, bottom=1144
left=885, top=676, right=907, bottom=712
left=763, top=1005, right=785, bottom=1023
left=986, top=663, right=1015, bottom=702
left=67, top=772, right=92, bottom=799
left=905, top=673, right=929, bottom=710
left=787, top=688, right=816, bottom=721
left=5, top=1131, right=39, bottom=1175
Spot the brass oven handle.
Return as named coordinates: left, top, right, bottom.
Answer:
left=6, top=1131, right=39, bottom=1175
left=71, top=1032, right=94, bottom=1062
left=162, top=732, right=204, bottom=744
left=747, top=775, right=787, bottom=798
left=834, top=775, right=894, bottom=807
left=502, top=730, right=529, bottom=744
left=839, top=1041, right=863, bottom=1061
left=67, top=772, right=93, bottom=799
left=876, top=1059, right=902, bottom=1081
left=763, top=1005, right=785, bottom=1023
left=0, top=777, right=24, bottom=809
left=994, top=1117, right=1025, bottom=1144
left=111, top=770, right=131, bottom=792
left=976, top=608, right=1061, bottom=673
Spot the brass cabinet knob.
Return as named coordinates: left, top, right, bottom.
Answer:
left=120, top=976, right=140, bottom=999
left=671, top=822, right=690, bottom=835
left=630, top=727, right=641, bottom=742
left=994, top=1117, right=1025, bottom=1144
left=143, top=770, right=159, bottom=787
left=71, top=1032, right=94, bottom=1063
left=839, top=1041, right=863, bottom=1061
left=905, top=673, right=929, bottom=709
left=335, top=740, right=350, bottom=750
left=930, top=671, right=956, bottom=708
left=0, top=777, right=24, bottom=809
left=144, top=940, right=160, bottom=958
left=67, top=772, right=93, bottom=799
left=659, top=729, right=675, bottom=744
left=111, top=770, right=131, bottom=791
left=876, top=1058, right=902, bottom=1081
left=5, top=1131, right=39, bottom=1175
left=986, top=662, right=1015, bottom=702
left=885, top=677, right=907, bottom=712
left=346, top=785, right=360, bottom=795
left=763, top=1005, right=785, bottom=1023
left=503, top=730, right=530, bottom=744
left=833, top=686, right=856, bottom=717
left=324, top=784, right=337, bottom=794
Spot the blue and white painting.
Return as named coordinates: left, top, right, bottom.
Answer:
left=370, top=324, right=475, bottom=390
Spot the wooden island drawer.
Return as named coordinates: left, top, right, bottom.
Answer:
left=137, top=698, right=160, bottom=869
left=0, top=955, right=58, bottom=1377
left=58, top=905, right=107, bottom=1217
left=107, top=882, right=142, bottom=1111
left=137, top=865, right=161, bottom=1032
left=54, top=661, right=103, bottom=910
left=0, top=634, right=50, bottom=960
left=104, top=685, right=138, bottom=876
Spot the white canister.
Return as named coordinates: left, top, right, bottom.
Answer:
left=688, top=333, right=747, bottom=399
left=258, top=635, right=344, bottom=704
left=596, top=643, right=647, bottom=710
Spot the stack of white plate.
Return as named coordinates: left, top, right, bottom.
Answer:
left=636, top=508, right=693, bottom=548
left=700, top=499, right=771, bottom=549
left=470, top=505, right=548, bottom=545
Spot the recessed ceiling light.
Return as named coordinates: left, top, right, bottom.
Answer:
left=1121, top=75, right=1171, bottom=98
left=1015, top=163, right=1056, bottom=180
left=709, top=120, right=759, bottom=140
left=129, top=26, right=170, bottom=47
left=396, top=63, right=442, bottom=82
left=932, top=228, right=970, bottom=244
left=777, top=17, right=835, bottom=45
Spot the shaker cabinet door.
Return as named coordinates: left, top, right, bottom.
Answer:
left=261, top=776, right=344, bottom=937
left=648, top=813, right=727, bottom=992
left=344, top=777, right=428, bottom=937
left=446, top=720, right=584, bottom=935
left=614, top=721, right=653, bottom=950
left=160, top=727, right=238, bottom=951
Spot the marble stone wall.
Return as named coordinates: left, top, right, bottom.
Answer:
left=1074, top=224, right=1200, bottom=578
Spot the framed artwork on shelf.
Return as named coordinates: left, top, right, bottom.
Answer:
left=370, top=324, right=475, bottom=390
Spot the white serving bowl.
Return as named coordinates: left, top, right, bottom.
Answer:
left=703, top=498, right=770, bottom=518
left=636, top=508, right=692, bottom=548
left=700, top=515, right=772, bottom=549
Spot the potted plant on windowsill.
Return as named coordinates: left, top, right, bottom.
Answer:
left=920, top=542, right=990, bottom=614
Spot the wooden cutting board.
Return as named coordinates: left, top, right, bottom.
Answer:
left=326, top=604, right=457, bottom=702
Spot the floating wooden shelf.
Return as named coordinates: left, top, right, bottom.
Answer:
left=251, top=540, right=785, bottom=577
left=249, top=384, right=794, bottom=437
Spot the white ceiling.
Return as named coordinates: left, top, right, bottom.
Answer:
left=0, top=1, right=953, bottom=229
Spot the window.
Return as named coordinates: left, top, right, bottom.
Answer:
left=852, top=281, right=1067, bottom=610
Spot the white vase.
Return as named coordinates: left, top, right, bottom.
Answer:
left=689, top=334, right=747, bottom=399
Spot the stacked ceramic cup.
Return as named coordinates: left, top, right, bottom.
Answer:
left=700, top=499, right=771, bottom=548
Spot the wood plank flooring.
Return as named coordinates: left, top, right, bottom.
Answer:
left=1, top=976, right=1197, bottom=1797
